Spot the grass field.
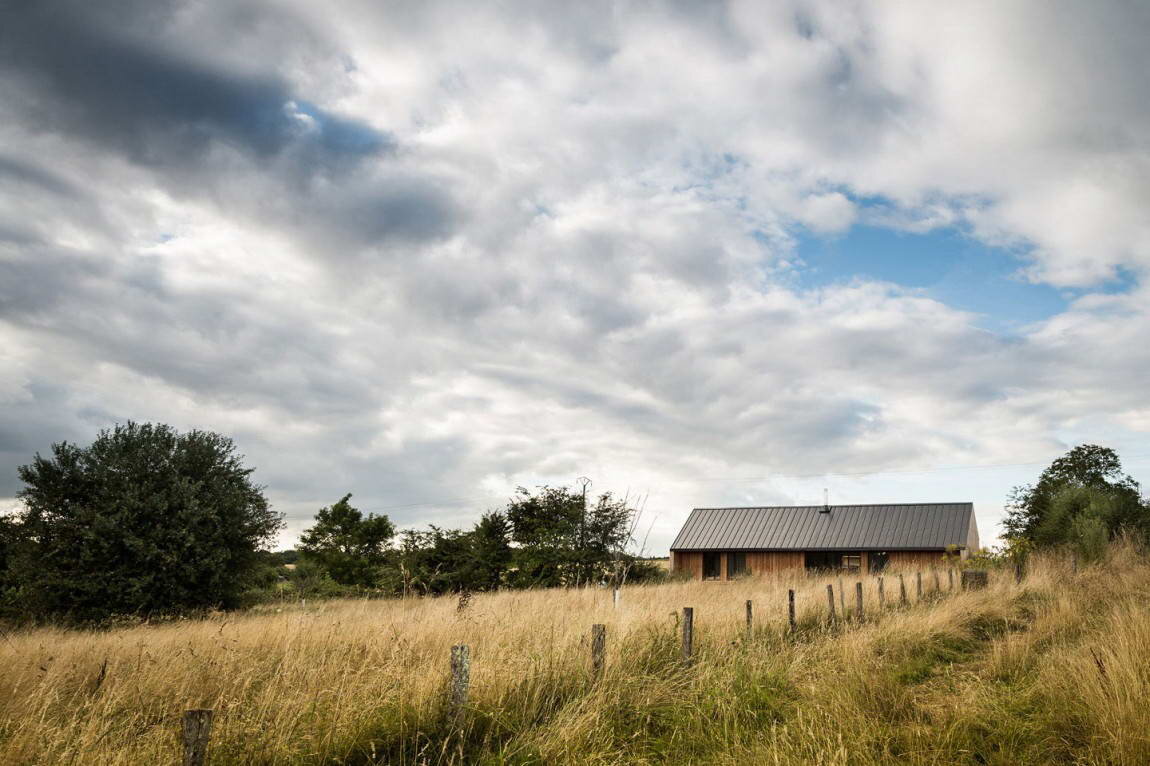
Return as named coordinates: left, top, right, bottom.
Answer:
left=2, top=544, right=1149, bottom=765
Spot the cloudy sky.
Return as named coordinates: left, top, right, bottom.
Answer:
left=3, top=0, right=1149, bottom=551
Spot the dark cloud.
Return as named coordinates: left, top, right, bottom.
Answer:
left=0, top=0, right=460, bottom=252
left=0, top=244, right=110, bottom=318
left=0, top=155, right=79, bottom=198
left=0, top=1, right=390, bottom=169
left=0, top=382, right=103, bottom=498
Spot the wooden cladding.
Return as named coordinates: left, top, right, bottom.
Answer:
left=746, top=551, right=804, bottom=575
left=671, top=549, right=948, bottom=580
left=675, top=551, right=704, bottom=579
left=671, top=551, right=803, bottom=579
left=884, top=550, right=948, bottom=570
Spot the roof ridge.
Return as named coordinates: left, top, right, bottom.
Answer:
left=692, top=502, right=972, bottom=511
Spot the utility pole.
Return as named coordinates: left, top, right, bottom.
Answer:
left=577, top=476, right=592, bottom=585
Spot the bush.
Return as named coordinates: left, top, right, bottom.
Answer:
left=5, top=422, right=282, bottom=622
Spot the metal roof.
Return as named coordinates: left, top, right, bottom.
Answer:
left=670, top=503, right=974, bottom=551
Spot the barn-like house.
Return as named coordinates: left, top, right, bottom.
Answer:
left=669, top=503, right=978, bottom=579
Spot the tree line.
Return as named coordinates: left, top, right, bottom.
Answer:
left=0, top=422, right=659, bottom=623
left=1, top=422, right=1148, bottom=624
left=283, top=483, right=659, bottom=600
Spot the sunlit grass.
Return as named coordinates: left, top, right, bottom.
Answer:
left=2, top=545, right=1148, bottom=764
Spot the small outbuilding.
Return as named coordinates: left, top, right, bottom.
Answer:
left=669, top=502, right=978, bottom=579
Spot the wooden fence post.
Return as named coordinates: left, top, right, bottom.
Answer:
left=1071, top=552, right=1078, bottom=575
left=591, top=624, right=606, bottom=679
left=613, top=588, right=620, bottom=608
left=948, top=569, right=955, bottom=591
left=787, top=589, right=796, bottom=633
left=962, top=570, right=989, bottom=590
left=182, top=709, right=213, bottom=766
left=838, top=577, right=846, bottom=616
left=681, top=607, right=694, bottom=664
left=899, top=574, right=908, bottom=606
left=745, top=600, right=753, bottom=641
left=933, top=570, right=940, bottom=593
left=450, top=645, right=470, bottom=712
left=826, top=584, right=837, bottom=622
left=878, top=576, right=885, bottom=609
left=1015, top=560, right=1023, bottom=584
left=916, top=571, right=923, bottom=600
left=855, top=581, right=864, bottom=620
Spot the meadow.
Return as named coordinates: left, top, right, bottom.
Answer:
left=2, top=544, right=1149, bottom=765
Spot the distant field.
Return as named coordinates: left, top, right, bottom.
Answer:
left=2, top=546, right=1148, bottom=764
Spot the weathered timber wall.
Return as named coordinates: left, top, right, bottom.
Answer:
left=671, top=551, right=804, bottom=579
left=672, top=549, right=950, bottom=579
left=672, top=551, right=704, bottom=578
left=746, top=551, right=805, bottom=576
left=885, top=550, right=947, bottom=569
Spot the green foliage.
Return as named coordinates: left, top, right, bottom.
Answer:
left=941, top=544, right=963, bottom=565
left=1005, top=444, right=1148, bottom=548
left=624, top=558, right=670, bottom=584
left=393, top=512, right=514, bottom=596
left=1063, top=492, right=1110, bottom=563
left=298, top=494, right=395, bottom=587
left=0, top=515, right=21, bottom=614
left=260, top=483, right=642, bottom=600
left=466, top=511, right=513, bottom=590
left=288, top=558, right=362, bottom=599
left=6, top=422, right=282, bottom=622
left=397, top=526, right=474, bottom=595
left=272, top=549, right=301, bottom=565
left=506, top=485, right=635, bottom=587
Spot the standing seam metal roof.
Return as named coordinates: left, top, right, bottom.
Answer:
left=670, top=503, right=974, bottom=551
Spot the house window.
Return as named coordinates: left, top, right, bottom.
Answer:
left=728, top=552, right=748, bottom=578
left=842, top=554, right=861, bottom=571
left=703, top=552, right=722, bottom=580
left=870, top=551, right=889, bottom=572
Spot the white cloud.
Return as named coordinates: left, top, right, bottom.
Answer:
left=3, top=0, right=1150, bottom=549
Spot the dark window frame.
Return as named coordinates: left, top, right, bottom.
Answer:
left=728, top=551, right=748, bottom=578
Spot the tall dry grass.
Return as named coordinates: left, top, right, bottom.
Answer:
left=2, top=545, right=1149, bottom=765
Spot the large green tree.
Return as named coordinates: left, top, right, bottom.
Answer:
left=462, top=511, right=512, bottom=590
left=0, top=515, right=20, bottom=614
left=506, top=485, right=636, bottom=587
left=394, top=511, right=514, bottom=596
left=8, top=422, right=282, bottom=621
left=396, top=526, right=473, bottom=596
left=1004, top=444, right=1147, bottom=551
left=298, top=494, right=395, bottom=587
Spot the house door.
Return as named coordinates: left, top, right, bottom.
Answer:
left=703, top=552, right=722, bottom=580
